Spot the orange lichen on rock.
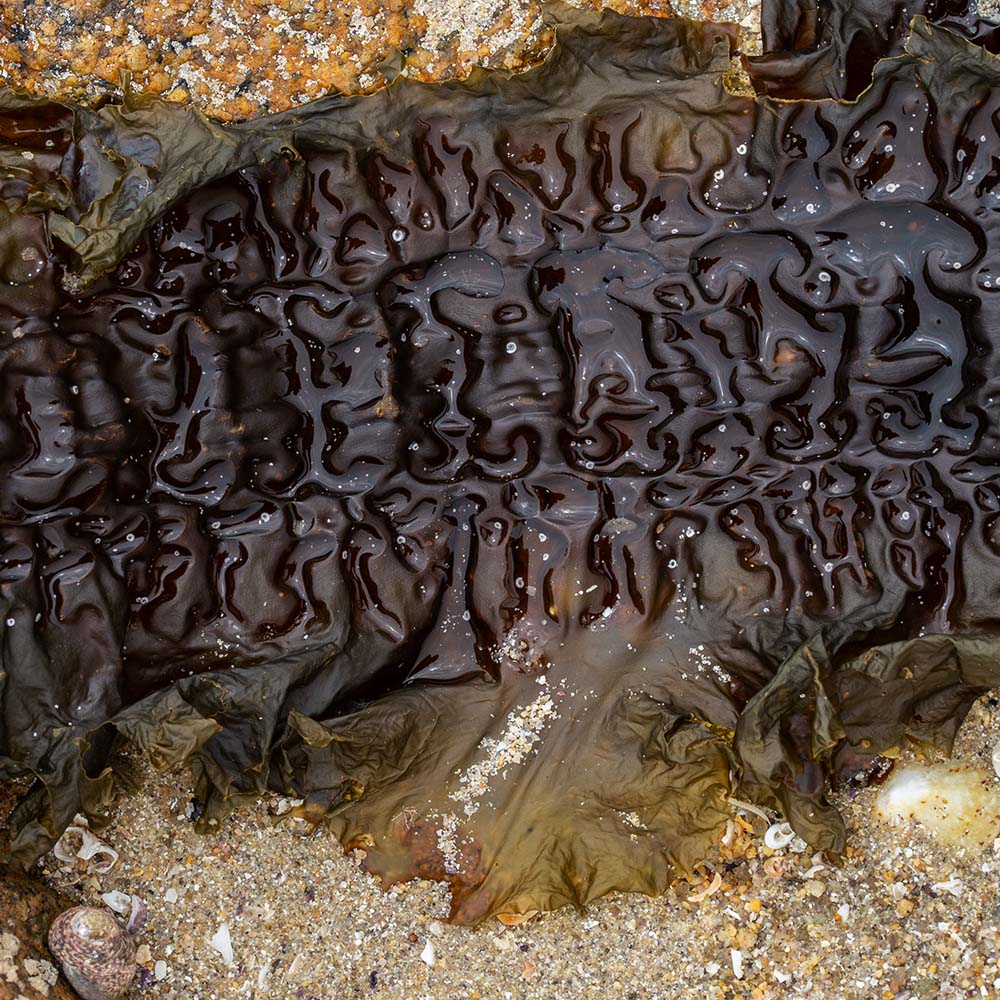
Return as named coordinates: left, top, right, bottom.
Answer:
left=0, top=0, right=769, bottom=121
left=0, top=0, right=558, bottom=119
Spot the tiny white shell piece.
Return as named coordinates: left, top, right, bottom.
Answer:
left=992, top=741, right=1000, bottom=780
left=209, top=923, right=234, bottom=966
left=687, top=871, right=723, bottom=903
left=764, top=821, right=795, bottom=850
left=728, top=796, right=771, bottom=823
left=126, top=895, right=147, bottom=935
left=930, top=878, right=964, bottom=897
left=99, top=892, right=131, bottom=915
left=731, top=948, right=744, bottom=979
left=420, top=941, right=436, bottom=966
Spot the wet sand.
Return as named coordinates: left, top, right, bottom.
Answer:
left=30, top=695, right=1000, bottom=1000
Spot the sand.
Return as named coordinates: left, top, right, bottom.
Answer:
left=27, top=696, right=1000, bottom=1000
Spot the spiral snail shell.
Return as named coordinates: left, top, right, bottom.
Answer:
left=47, top=906, right=136, bottom=1000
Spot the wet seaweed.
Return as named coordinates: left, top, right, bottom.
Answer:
left=4, top=0, right=1000, bottom=923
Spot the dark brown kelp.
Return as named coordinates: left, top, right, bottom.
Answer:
left=4, top=0, right=1000, bottom=923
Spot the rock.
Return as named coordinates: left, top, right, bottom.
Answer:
left=0, top=869, right=78, bottom=999
left=875, top=762, right=1000, bottom=849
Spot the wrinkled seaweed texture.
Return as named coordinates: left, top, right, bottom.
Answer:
left=4, top=0, right=1000, bottom=922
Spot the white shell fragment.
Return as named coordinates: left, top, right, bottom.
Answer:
left=208, top=923, right=234, bottom=966
left=420, top=941, right=436, bottom=966
left=728, top=797, right=771, bottom=823
left=53, top=817, right=119, bottom=874
left=875, top=762, right=1000, bottom=849
left=97, top=891, right=144, bottom=934
left=125, top=895, right=147, bottom=935
left=99, top=892, right=132, bottom=915
left=687, top=871, right=723, bottom=903
left=764, top=821, right=795, bottom=850
left=731, top=948, right=744, bottom=979
left=788, top=835, right=808, bottom=854
left=930, top=878, right=964, bottom=898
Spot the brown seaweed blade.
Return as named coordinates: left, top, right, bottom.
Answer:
left=4, top=0, right=1000, bottom=923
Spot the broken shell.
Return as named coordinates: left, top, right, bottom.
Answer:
left=99, top=892, right=147, bottom=935
left=720, top=818, right=736, bottom=847
left=125, top=894, right=147, bottom=936
left=764, top=821, right=795, bottom=850
left=763, top=856, right=787, bottom=878
left=53, top=818, right=119, bottom=874
left=728, top=796, right=772, bottom=823
left=930, top=877, right=964, bottom=897
left=99, top=891, right=131, bottom=915
left=47, top=906, right=136, bottom=1000
left=208, top=922, right=234, bottom=966
left=687, top=870, right=723, bottom=903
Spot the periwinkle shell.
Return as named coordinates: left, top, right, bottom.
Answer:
left=47, top=907, right=136, bottom=1000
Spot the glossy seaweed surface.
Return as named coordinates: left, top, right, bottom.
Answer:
left=5, top=0, right=1000, bottom=922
